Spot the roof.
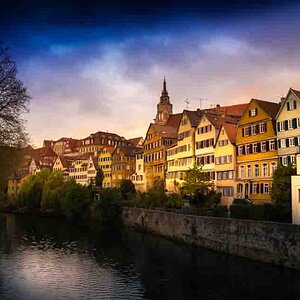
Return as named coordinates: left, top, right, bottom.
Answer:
left=183, top=110, right=201, bottom=127
left=291, top=88, right=300, bottom=99
left=151, top=124, right=178, bottom=138
left=100, top=145, right=116, bottom=155
left=115, top=145, right=140, bottom=156
left=165, top=113, right=183, bottom=129
left=222, top=123, right=238, bottom=144
left=253, top=99, right=280, bottom=119
left=276, top=88, right=300, bottom=119
left=33, top=146, right=57, bottom=159
left=127, top=137, right=143, bottom=146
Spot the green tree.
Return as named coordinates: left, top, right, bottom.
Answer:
left=271, top=163, right=296, bottom=205
left=17, top=168, right=51, bottom=209
left=182, top=163, right=214, bottom=196
left=92, top=188, right=122, bottom=223
left=119, top=179, right=136, bottom=200
left=61, top=180, right=91, bottom=219
left=41, top=171, right=65, bottom=213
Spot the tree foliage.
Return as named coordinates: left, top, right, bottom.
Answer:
left=182, top=163, right=214, bottom=196
left=119, top=179, right=136, bottom=200
left=0, top=44, right=30, bottom=148
left=17, top=168, right=51, bottom=209
left=271, top=163, right=296, bottom=205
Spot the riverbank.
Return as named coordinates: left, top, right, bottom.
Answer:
left=122, top=207, right=300, bottom=270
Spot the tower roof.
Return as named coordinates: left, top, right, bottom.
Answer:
left=162, top=77, right=168, bottom=97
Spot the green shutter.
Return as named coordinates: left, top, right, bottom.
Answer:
left=286, top=139, right=289, bottom=147
left=292, top=118, right=297, bottom=129
left=295, top=137, right=299, bottom=146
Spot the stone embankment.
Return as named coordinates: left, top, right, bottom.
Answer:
left=122, top=207, right=300, bottom=269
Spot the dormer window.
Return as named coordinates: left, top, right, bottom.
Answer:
left=249, top=108, right=258, bottom=117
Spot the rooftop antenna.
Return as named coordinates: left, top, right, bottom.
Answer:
left=198, top=98, right=208, bottom=109
left=184, top=98, right=190, bottom=110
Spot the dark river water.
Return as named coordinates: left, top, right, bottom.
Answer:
left=1, top=214, right=300, bottom=299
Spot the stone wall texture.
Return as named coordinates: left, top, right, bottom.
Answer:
left=122, top=207, right=300, bottom=269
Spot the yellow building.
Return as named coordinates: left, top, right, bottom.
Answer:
left=195, top=105, right=247, bottom=183
left=236, top=99, right=280, bottom=203
left=276, top=88, right=300, bottom=166
left=166, top=110, right=201, bottom=192
left=7, top=172, right=30, bottom=197
left=215, top=123, right=239, bottom=206
left=98, top=146, right=115, bottom=188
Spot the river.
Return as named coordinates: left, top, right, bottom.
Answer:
left=0, top=213, right=300, bottom=299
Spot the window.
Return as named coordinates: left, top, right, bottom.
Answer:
left=252, top=183, right=258, bottom=194
left=282, top=156, right=288, bottom=166
left=253, top=143, right=258, bottom=153
left=288, top=119, right=293, bottom=130
left=279, top=122, right=284, bottom=131
left=247, top=165, right=251, bottom=178
left=262, top=163, right=268, bottom=177
left=245, top=144, right=251, bottom=154
left=289, top=138, right=295, bottom=147
left=264, top=183, right=269, bottom=194
left=243, top=127, right=250, bottom=137
left=249, top=108, right=257, bottom=117
left=270, top=162, right=277, bottom=176
left=261, top=142, right=266, bottom=152
left=238, top=146, right=243, bottom=156
left=291, top=155, right=296, bottom=165
left=254, top=164, right=259, bottom=177
left=269, top=140, right=275, bottom=151
left=251, top=125, right=257, bottom=135
left=260, top=123, right=266, bottom=133
left=240, top=166, right=245, bottom=178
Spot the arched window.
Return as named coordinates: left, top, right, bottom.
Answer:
left=262, top=163, right=268, bottom=177
left=247, top=165, right=252, bottom=178
left=240, top=166, right=245, bottom=178
left=254, top=164, right=259, bottom=177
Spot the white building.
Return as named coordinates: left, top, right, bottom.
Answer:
left=130, top=148, right=146, bottom=191
left=291, top=155, right=300, bottom=224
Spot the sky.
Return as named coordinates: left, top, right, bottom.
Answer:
left=1, top=0, right=300, bottom=147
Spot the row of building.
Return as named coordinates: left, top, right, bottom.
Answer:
left=7, top=79, right=300, bottom=206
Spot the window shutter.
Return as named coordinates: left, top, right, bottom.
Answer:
left=242, top=128, right=244, bottom=137
left=248, top=110, right=251, bottom=117
left=255, top=108, right=258, bottom=115
left=249, top=183, right=252, bottom=194
left=266, top=141, right=269, bottom=151
left=260, top=184, right=264, bottom=194
left=292, top=118, right=297, bottom=129
left=277, top=122, right=280, bottom=132
left=287, top=156, right=291, bottom=164
left=287, top=102, right=290, bottom=111
left=249, top=144, right=252, bottom=154
left=284, top=120, right=288, bottom=130
left=295, top=137, right=299, bottom=146
left=294, top=100, right=297, bottom=109
left=286, top=139, right=289, bottom=147
left=264, top=123, right=267, bottom=132
left=256, top=124, right=259, bottom=133
left=242, top=146, right=245, bottom=155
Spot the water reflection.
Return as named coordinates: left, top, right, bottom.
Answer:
left=0, top=213, right=300, bottom=299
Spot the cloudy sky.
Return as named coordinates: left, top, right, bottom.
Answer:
left=2, top=0, right=300, bottom=147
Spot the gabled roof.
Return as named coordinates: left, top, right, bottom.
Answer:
left=127, top=137, right=143, bottom=146
left=215, top=123, right=238, bottom=145
left=100, top=145, right=116, bottom=155
left=151, top=124, right=178, bottom=138
left=253, top=99, right=280, bottom=119
left=276, top=88, right=300, bottom=119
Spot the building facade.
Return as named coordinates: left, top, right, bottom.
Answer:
left=130, top=148, right=146, bottom=192
left=98, top=146, right=115, bottom=188
left=236, top=99, right=280, bottom=202
left=166, top=110, right=200, bottom=192
left=276, top=88, right=300, bottom=166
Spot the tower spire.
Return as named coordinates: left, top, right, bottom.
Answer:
left=162, top=76, right=168, bottom=97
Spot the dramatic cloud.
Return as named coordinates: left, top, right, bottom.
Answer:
left=4, top=1, right=300, bottom=146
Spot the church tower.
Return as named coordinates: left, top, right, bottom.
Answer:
left=155, top=77, right=173, bottom=125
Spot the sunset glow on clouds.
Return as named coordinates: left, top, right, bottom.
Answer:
left=2, top=0, right=300, bottom=146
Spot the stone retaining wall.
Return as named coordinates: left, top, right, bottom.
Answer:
left=122, top=207, right=300, bottom=269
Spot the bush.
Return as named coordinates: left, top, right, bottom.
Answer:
left=92, top=188, right=122, bottom=223
left=248, top=205, right=265, bottom=220
left=230, top=205, right=249, bottom=219
left=119, top=179, right=136, bottom=200
left=263, top=204, right=291, bottom=223
left=166, top=193, right=183, bottom=209
left=211, top=205, right=228, bottom=217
